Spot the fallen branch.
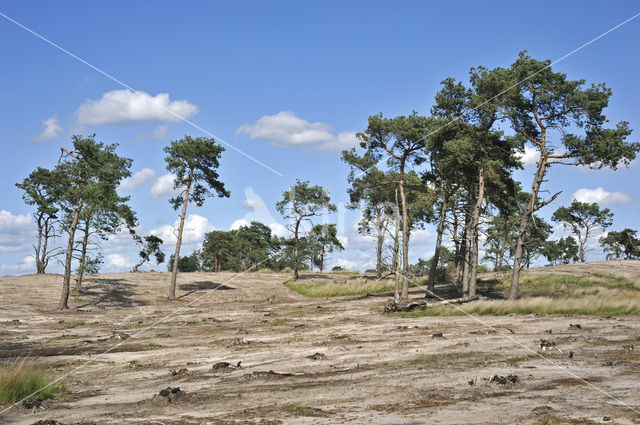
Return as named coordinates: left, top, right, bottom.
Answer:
left=384, top=295, right=480, bottom=312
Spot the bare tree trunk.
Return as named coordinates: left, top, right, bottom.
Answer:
left=509, top=155, right=548, bottom=300
left=169, top=171, right=193, bottom=300
left=376, top=218, right=384, bottom=279
left=427, top=196, right=448, bottom=295
left=393, top=188, right=400, bottom=302
left=41, top=217, right=53, bottom=273
left=398, top=179, right=410, bottom=300
left=293, top=219, right=301, bottom=280
left=461, top=212, right=472, bottom=297
left=468, top=167, right=485, bottom=298
left=75, top=218, right=90, bottom=291
left=59, top=200, right=82, bottom=310
left=34, top=213, right=45, bottom=274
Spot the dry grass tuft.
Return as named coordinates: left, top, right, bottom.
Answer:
left=0, top=358, right=65, bottom=404
left=285, top=278, right=396, bottom=297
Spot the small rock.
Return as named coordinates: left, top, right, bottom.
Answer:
left=489, top=374, right=518, bottom=385
left=568, top=351, right=574, bottom=358
left=170, top=368, right=188, bottom=376
left=307, top=352, right=326, bottom=360
left=432, top=333, right=444, bottom=338
left=540, top=339, right=555, bottom=350
left=603, top=416, right=611, bottom=422
left=154, top=387, right=186, bottom=403
left=544, top=329, right=553, bottom=334
left=569, top=323, right=582, bottom=329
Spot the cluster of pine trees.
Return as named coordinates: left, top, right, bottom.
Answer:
left=15, top=51, right=640, bottom=309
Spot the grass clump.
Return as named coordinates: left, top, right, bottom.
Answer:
left=399, top=293, right=640, bottom=317
left=0, top=359, right=65, bottom=404
left=285, top=278, right=395, bottom=297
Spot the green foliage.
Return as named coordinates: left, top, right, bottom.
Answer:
left=542, top=236, right=579, bottom=265
left=0, top=360, right=65, bottom=404
left=552, top=200, right=614, bottom=262
left=201, top=221, right=281, bottom=272
left=285, top=278, right=396, bottom=297
left=168, top=251, right=200, bottom=272
left=307, top=224, right=344, bottom=272
left=133, top=235, right=165, bottom=271
left=163, top=136, right=230, bottom=210
left=600, top=228, right=640, bottom=260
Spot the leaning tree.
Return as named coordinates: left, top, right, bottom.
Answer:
left=164, top=136, right=230, bottom=300
left=54, top=135, right=133, bottom=310
left=471, top=51, right=639, bottom=299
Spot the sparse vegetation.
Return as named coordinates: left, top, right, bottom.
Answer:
left=0, top=359, right=65, bottom=404
left=285, top=277, right=397, bottom=297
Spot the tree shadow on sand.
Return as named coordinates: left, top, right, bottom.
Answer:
left=77, top=277, right=148, bottom=308
left=178, top=281, right=235, bottom=299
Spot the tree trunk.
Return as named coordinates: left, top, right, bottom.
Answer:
left=427, top=196, right=448, bottom=296
left=75, top=218, right=90, bottom=291
left=461, top=212, right=472, bottom=297
left=41, top=217, right=53, bottom=273
left=393, top=188, right=400, bottom=302
left=509, top=155, right=548, bottom=300
left=398, top=178, right=410, bottom=300
left=34, top=213, right=45, bottom=274
left=319, top=247, right=325, bottom=272
left=59, top=200, right=82, bottom=310
left=169, top=170, right=193, bottom=300
left=376, top=218, right=384, bottom=279
left=468, top=166, right=485, bottom=298
left=293, top=219, right=301, bottom=280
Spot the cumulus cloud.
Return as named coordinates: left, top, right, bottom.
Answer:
left=230, top=218, right=249, bottom=230
left=151, top=214, right=214, bottom=247
left=76, top=90, right=198, bottom=125
left=34, top=116, right=62, bottom=142
left=105, top=254, right=134, bottom=270
left=236, top=111, right=359, bottom=151
left=573, top=187, right=632, bottom=205
left=334, top=258, right=359, bottom=270
left=119, top=168, right=156, bottom=191
left=0, top=256, right=36, bottom=275
left=517, top=146, right=540, bottom=166
left=150, top=174, right=181, bottom=199
left=0, top=210, right=33, bottom=253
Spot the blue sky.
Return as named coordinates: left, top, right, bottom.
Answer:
left=1, top=1, right=639, bottom=274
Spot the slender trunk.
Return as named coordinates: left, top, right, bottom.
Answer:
left=509, top=155, right=548, bottom=300
left=35, top=213, right=45, bottom=274
left=293, top=219, right=301, bottom=280
left=41, top=217, right=52, bottom=273
left=578, top=238, right=586, bottom=263
left=451, top=207, right=461, bottom=292
left=427, top=196, right=448, bottom=295
left=59, top=200, right=82, bottom=310
left=169, top=170, right=193, bottom=300
left=320, top=246, right=325, bottom=272
left=393, top=188, right=400, bottom=302
left=376, top=218, right=384, bottom=279
left=398, top=179, right=410, bottom=300
left=75, top=219, right=90, bottom=290
left=468, top=167, right=485, bottom=298
left=461, top=212, right=472, bottom=297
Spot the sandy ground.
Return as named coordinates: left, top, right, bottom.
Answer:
left=1, top=263, right=639, bottom=424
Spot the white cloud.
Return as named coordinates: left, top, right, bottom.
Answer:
left=269, top=222, right=288, bottom=238
left=236, top=111, right=359, bottom=151
left=118, top=168, right=156, bottom=191
left=0, top=256, right=36, bottom=275
left=517, top=146, right=540, bottom=166
left=105, top=254, right=134, bottom=270
left=34, top=116, right=62, bottom=142
left=0, top=210, right=33, bottom=253
left=242, top=187, right=267, bottom=210
left=151, top=214, right=214, bottom=246
left=335, top=258, right=359, bottom=270
left=150, top=174, right=181, bottom=199
left=572, top=187, right=632, bottom=205
left=76, top=89, right=198, bottom=125
left=230, top=218, right=249, bottom=230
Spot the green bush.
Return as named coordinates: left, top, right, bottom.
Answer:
left=0, top=360, right=65, bottom=404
